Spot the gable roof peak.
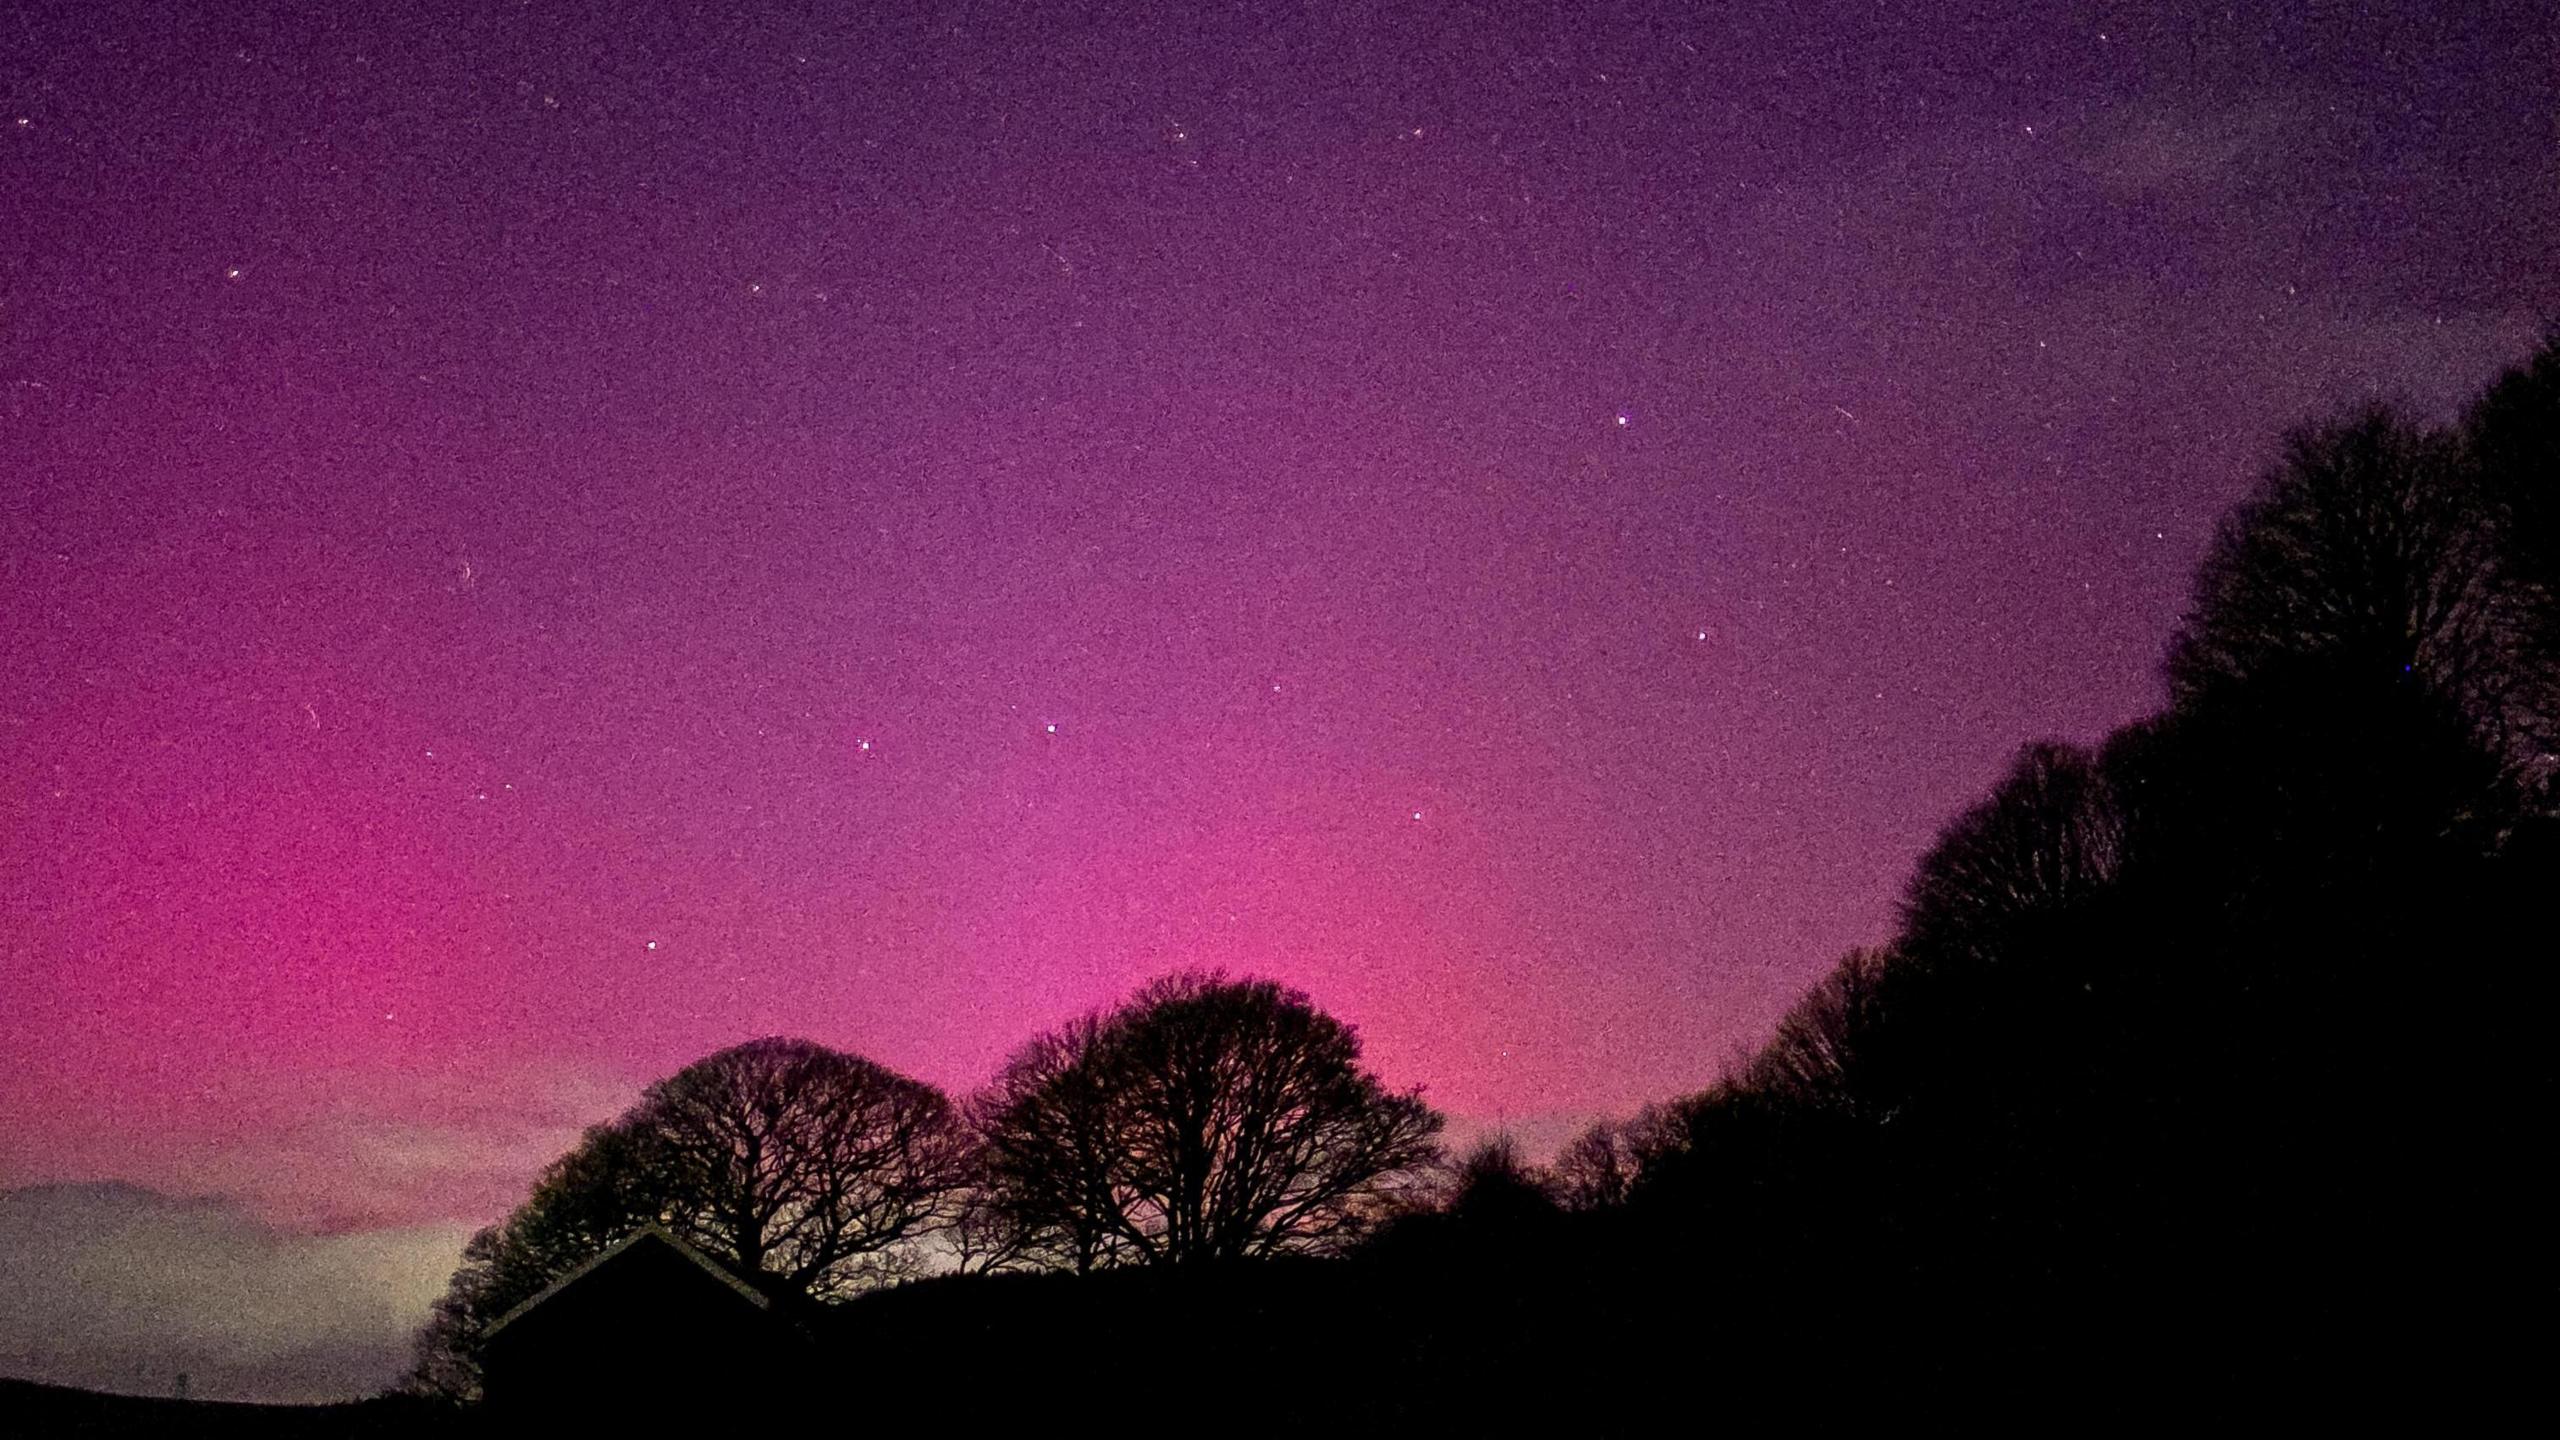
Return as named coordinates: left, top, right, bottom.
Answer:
left=483, top=1223, right=773, bottom=1339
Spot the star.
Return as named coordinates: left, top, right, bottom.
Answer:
left=645, top=940, right=659, bottom=951
left=858, top=738, right=872, bottom=751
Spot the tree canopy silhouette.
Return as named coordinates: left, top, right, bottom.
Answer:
left=638, top=1037, right=969, bottom=1295
left=968, top=1013, right=1125, bottom=1274
left=1553, top=1100, right=1691, bottom=1212
left=2469, top=328, right=2560, bottom=600
left=974, top=973, right=1444, bottom=1268
left=1443, top=1135, right=1563, bottom=1228
left=2168, top=406, right=2555, bottom=790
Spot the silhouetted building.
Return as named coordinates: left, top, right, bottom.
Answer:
left=481, top=1224, right=812, bottom=1424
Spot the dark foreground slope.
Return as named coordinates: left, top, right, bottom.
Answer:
left=0, top=1379, right=459, bottom=1438
left=810, top=1225, right=2342, bottom=1431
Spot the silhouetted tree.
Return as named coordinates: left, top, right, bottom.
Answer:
left=1553, top=1121, right=1637, bottom=1213
left=969, top=1014, right=1126, bottom=1274
left=2169, top=407, right=2552, bottom=789
left=2466, top=329, right=2560, bottom=590
left=1444, top=1135, right=1563, bottom=1227
left=1104, top=974, right=1445, bottom=1263
left=1898, top=744, right=2121, bottom=964
left=639, top=1037, right=969, bottom=1296
left=1739, top=945, right=1897, bottom=1116
left=409, top=1036, right=967, bottom=1397
left=976, top=973, right=1444, bottom=1269
left=2465, top=328, right=2560, bottom=811
left=1553, top=1100, right=1697, bottom=1211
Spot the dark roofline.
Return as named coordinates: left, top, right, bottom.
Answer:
left=483, top=1223, right=773, bottom=1339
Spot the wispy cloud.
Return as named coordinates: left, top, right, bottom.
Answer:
left=193, top=1062, right=642, bottom=1233
left=2, top=1059, right=640, bottom=1235
left=2083, top=92, right=2298, bottom=199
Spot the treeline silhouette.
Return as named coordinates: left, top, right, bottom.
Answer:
left=410, top=974, right=1442, bottom=1403
left=414, top=338, right=2557, bottom=1428
left=1503, top=338, right=2558, bottom=1419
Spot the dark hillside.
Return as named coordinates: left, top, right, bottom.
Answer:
left=0, top=1379, right=459, bottom=1438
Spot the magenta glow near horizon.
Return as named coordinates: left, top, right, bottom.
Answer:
left=4, top=0, right=2553, bottom=1235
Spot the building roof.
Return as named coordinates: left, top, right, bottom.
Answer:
left=483, top=1223, right=773, bottom=1339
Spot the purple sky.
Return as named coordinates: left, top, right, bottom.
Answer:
left=2, top=3, right=2553, bottom=1378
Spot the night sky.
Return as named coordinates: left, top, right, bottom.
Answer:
left=2, top=0, right=2554, bottom=1396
